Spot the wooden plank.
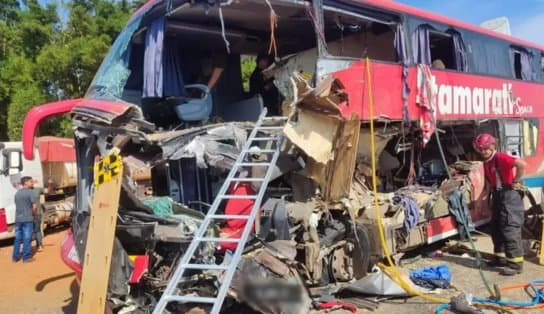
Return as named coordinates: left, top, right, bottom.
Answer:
left=77, top=153, right=123, bottom=314
left=325, top=114, right=361, bottom=201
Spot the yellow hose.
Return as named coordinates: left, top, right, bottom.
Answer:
left=363, top=58, right=513, bottom=314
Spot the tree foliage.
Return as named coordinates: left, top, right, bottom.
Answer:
left=0, top=0, right=136, bottom=141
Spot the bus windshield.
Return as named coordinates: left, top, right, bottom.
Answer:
left=85, top=15, right=143, bottom=103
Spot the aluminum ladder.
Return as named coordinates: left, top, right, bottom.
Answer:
left=153, top=112, right=286, bottom=314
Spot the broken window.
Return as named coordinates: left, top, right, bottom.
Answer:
left=541, top=53, right=544, bottom=75
left=510, top=47, right=534, bottom=80
left=429, top=31, right=455, bottom=70
left=323, top=11, right=397, bottom=62
left=502, top=118, right=541, bottom=157
left=538, top=52, right=544, bottom=81
left=412, top=25, right=467, bottom=71
left=512, top=49, right=523, bottom=79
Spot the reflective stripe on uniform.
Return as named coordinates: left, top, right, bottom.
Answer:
left=495, top=252, right=506, bottom=257
left=506, top=256, right=524, bottom=263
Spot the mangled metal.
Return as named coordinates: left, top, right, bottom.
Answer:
left=284, top=74, right=360, bottom=202
left=63, top=61, right=501, bottom=313
left=55, top=1, right=514, bottom=313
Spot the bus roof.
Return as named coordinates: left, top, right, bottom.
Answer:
left=361, top=0, right=544, bottom=52
left=132, top=0, right=544, bottom=52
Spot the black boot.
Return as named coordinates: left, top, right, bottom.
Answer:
left=486, top=257, right=507, bottom=268
left=499, top=261, right=523, bottom=276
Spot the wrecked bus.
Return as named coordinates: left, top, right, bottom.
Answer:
left=21, top=0, right=544, bottom=312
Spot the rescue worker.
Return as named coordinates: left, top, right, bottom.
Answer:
left=473, top=133, right=526, bottom=275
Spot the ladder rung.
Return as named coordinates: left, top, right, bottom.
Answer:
left=198, top=237, right=241, bottom=243
left=165, top=295, right=216, bottom=304
left=219, top=194, right=258, bottom=200
left=237, top=162, right=271, bottom=167
left=262, top=116, right=288, bottom=121
left=257, top=126, right=284, bottom=130
left=209, top=214, right=250, bottom=220
left=230, top=177, right=265, bottom=182
left=242, top=149, right=277, bottom=154
left=250, top=137, right=280, bottom=141
left=182, top=263, right=229, bottom=271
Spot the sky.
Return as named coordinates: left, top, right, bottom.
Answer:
left=397, top=0, right=544, bottom=45
left=32, top=0, right=544, bottom=46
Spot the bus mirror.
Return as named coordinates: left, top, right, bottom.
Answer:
left=2, top=149, right=23, bottom=175
left=9, top=151, right=21, bottom=170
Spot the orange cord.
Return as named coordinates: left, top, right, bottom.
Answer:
left=265, top=1, right=278, bottom=58
left=498, top=283, right=544, bottom=310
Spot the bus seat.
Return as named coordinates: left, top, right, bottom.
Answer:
left=174, top=84, right=213, bottom=121
left=221, top=95, right=263, bottom=122
left=122, top=89, right=142, bottom=106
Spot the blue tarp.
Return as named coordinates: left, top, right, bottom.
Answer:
left=409, top=264, right=451, bottom=289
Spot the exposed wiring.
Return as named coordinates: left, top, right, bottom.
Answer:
left=305, top=4, right=327, bottom=49
left=430, top=76, right=495, bottom=298
left=218, top=6, right=230, bottom=54
left=264, top=0, right=278, bottom=58
left=364, top=58, right=510, bottom=314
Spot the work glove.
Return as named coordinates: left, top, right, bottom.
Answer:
left=512, top=181, right=524, bottom=191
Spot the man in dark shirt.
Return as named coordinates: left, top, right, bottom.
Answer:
left=249, top=54, right=280, bottom=116
left=473, top=133, right=526, bottom=275
left=12, top=176, right=37, bottom=263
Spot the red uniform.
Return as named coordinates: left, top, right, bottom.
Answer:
left=483, top=152, right=517, bottom=188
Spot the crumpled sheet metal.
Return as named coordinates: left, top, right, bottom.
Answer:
left=343, top=266, right=409, bottom=296
left=160, top=123, right=248, bottom=169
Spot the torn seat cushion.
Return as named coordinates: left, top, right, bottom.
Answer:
left=218, top=182, right=256, bottom=252
left=224, top=182, right=256, bottom=228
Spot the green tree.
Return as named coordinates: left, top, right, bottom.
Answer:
left=0, top=0, right=135, bottom=141
left=7, top=84, right=45, bottom=140
left=0, top=54, right=36, bottom=140
left=241, top=57, right=256, bottom=91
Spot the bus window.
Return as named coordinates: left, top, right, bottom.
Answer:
left=523, top=119, right=539, bottom=157
left=500, top=119, right=539, bottom=157
left=323, top=12, right=397, bottom=62
left=540, top=53, right=544, bottom=80
left=429, top=31, right=455, bottom=70
left=512, top=50, right=522, bottom=79
left=413, top=25, right=466, bottom=71
left=510, top=47, right=534, bottom=80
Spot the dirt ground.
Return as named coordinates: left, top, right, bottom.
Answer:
left=375, top=231, right=544, bottom=314
left=0, top=227, right=542, bottom=314
left=0, top=227, right=77, bottom=314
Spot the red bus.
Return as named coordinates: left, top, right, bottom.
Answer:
left=19, top=0, right=544, bottom=312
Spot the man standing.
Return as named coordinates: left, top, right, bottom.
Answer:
left=12, top=176, right=37, bottom=263
left=250, top=54, right=280, bottom=116
left=34, top=206, right=44, bottom=252
left=473, top=133, right=526, bottom=275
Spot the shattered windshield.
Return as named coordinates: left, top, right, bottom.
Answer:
left=85, top=15, right=143, bottom=102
